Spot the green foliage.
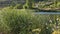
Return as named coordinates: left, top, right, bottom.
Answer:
left=0, top=8, right=37, bottom=34
left=23, top=0, right=33, bottom=9
left=0, top=8, right=60, bottom=34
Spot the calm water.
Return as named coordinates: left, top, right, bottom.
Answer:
left=34, top=12, right=60, bottom=14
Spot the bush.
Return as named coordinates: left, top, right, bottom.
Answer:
left=0, top=8, right=38, bottom=34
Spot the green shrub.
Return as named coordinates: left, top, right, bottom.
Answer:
left=0, top=8, right=38, bottom=34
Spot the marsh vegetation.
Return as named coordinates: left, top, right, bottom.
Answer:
left=0, top=0, right=60, bottom=34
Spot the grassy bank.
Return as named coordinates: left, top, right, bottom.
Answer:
left=0, top=8, right=60, bottom=34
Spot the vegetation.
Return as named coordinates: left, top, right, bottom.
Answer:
left=0, top=0, right=60, bottom=10
left=0, top=8, right=60, bottom=34
left=0, top=0, right=60, bottom=34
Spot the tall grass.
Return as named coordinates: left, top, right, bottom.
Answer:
left=0, top=8, right=60, bottom=34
